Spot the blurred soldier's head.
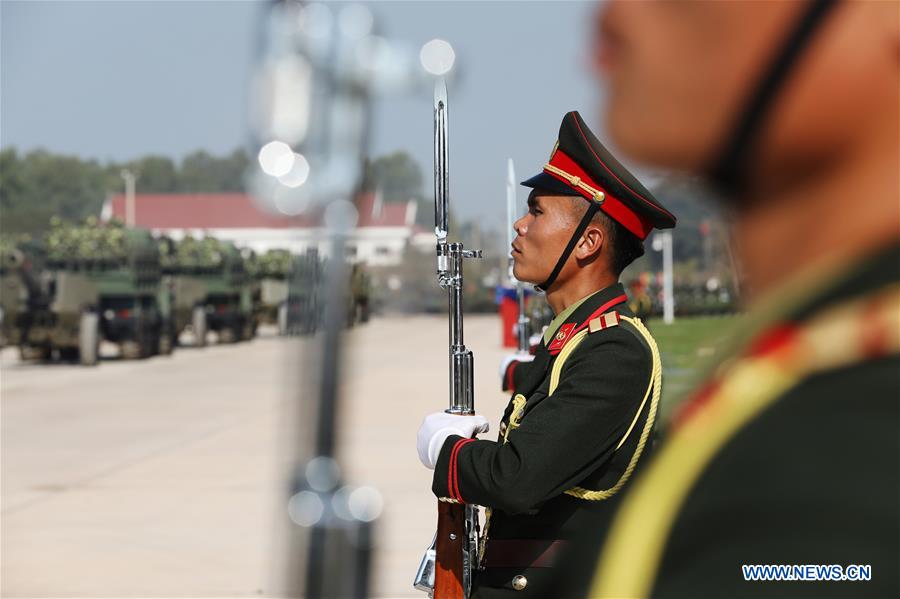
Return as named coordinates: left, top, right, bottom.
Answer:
left=594, top=0, right=898, bottom=297
left=594, top=1, right=898, bottom=201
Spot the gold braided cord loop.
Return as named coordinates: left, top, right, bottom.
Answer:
left=438, top=497, right=463, bottom=504
left=503, top=394, right=528, bottom=443
left=545, top=316, right=662, bottom=502
left=480, top=392, right=528, bottom=567
left=548, top=330, right=589, bottom=395
left=543, top=164, right=606, bottom=203
left=477, top=506, right=492, bottom=567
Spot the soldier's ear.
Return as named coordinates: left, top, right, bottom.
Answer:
left=576, top=224, right=605, bottom=260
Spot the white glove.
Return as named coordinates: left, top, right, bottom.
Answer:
left=417, top=412, right=489, bottom=470
left=499, top=352, right=535, bottom=380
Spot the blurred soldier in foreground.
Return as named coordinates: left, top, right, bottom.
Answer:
left=417, top=111, right=675, bottom=597
left=570, top=1, right=899, bottom=597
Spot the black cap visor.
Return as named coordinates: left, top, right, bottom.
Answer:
left=521, top=172, right=582, bottom=197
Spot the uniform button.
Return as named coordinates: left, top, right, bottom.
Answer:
left=512, top=575, right=528, bottom=591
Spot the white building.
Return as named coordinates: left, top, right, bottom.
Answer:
left=101, top=191, right=421, bottom=266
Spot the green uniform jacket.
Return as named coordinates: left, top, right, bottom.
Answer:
left=551, top=242, right=900, bottom=599
left=431, top=283, right=658, bottom=597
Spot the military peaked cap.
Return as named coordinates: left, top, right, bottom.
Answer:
left=522, top=111, right=676, bottom=240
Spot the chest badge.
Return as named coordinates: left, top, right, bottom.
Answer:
left=547, top=322, right=576, bottom=354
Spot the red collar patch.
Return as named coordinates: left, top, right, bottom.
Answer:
left=547, top=323, right=577, bottom=354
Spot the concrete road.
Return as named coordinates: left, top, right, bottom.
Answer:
left=1, top=315, right=512, bottom=598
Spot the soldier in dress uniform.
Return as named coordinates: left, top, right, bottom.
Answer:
left=416, top=111, right=676, bottom=597
left=552, top=1, right=898, bottom=597
left=627, top=279, right=652, bottom=322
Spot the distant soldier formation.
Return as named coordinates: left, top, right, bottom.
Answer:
left=0, top=217, right=371, bottom=365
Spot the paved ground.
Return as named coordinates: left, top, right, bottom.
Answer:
left=1, top=315, right=512, bottom=598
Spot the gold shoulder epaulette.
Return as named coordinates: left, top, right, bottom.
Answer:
left=589, top=311, right=620, bottom=333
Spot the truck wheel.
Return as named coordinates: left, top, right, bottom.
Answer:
left=78, top=311, right=100, bottom=366
left=277, top=303, right=288, bottom=336
left=20, top=345, right=49, bottom=362
left=144, top=330, right=157, bottom=358
left=131, top=320, right=152, bottom=360
left=157, top=323, right=174, bottom=356
left=192, top=306, right=207, bottom=347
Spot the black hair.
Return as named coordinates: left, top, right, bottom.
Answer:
left=598, top=211, right=645, bottom=276
left=568, top=197, right=644, bottom=276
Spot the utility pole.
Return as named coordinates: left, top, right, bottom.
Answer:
left=652, top=231, right=675, bottom=324
left=120, top=169, right=137, bottom=227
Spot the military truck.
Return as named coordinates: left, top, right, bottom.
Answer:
left=161, top=236, right=255, bottom=346
left=10, top=219, right=171, bottom=364
left=253, top=249, right=292, bottom=335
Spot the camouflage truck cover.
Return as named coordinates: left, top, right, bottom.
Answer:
left=160, top=236, right=255, bottom=346
left=253, top=249, right=291, bottom=334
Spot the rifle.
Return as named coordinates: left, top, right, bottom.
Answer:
left=414, top=77, right=482, bottom=599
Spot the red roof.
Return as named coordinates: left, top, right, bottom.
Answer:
left=356, top=192, right=415, bottom=228
left=105, top=192, right=414, bottom=230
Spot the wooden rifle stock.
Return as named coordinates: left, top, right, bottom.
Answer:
left=434, top=501, right=467, bottom=599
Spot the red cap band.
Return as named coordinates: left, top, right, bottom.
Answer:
left=545, top=150, right=654, bottom=240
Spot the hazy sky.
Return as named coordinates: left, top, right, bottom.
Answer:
left=2, top=1, right=608, bottom=227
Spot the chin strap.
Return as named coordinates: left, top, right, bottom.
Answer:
left=536, top=201, right=601, bottom=292
left=708, top=0, right=839, bottom=195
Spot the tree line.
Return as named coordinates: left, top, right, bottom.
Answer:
left=0, top=145, right=728, bottom=283
left=0, top=147, right=434, bottom=236
left=0, top=148, right=250, bottom=235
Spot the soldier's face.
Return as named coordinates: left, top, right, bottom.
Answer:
left=511, top=192, right=576, bottom=284
left=593, top=1, right=897, bottom=179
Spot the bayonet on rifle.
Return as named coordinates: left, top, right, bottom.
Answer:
left=414, top=75, right=481, bottom=599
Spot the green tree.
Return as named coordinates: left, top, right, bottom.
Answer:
left=0, top=146, right=274, bottom=235
left=129, top=155, right=178, bottom=192
left=0, top=149, right=29, bottom=231
left=178, top=148, right=249, bottom=192
left=363, top=151, right=437, bottom=228
left=364, top=151, right=425, bottom=203
left=1, top=149, right=109, bottom=234
left=178, top=150, right=218, bottom=192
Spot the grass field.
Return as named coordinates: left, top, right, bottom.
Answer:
left=646, top=315, right=740, bottom=427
